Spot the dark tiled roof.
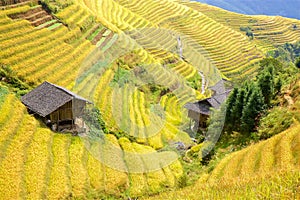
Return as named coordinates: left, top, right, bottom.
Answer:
left=184, top=100, right=211, bottom=115
left=208, top=78, right=230, bottom=94
left=21, top=81, right=90, bottom=117
left=184, top=90, right=231, bottom=115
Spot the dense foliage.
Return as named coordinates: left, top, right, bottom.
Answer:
left=0, top=64, right=31, bottom=96
left=258, top=107, right=294, bottom=139
left=268, top=41, right=300, bottom=63
left=224, top=58, right=298, bottom=138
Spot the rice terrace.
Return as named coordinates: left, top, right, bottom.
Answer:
left=0, top=0, right=300, bottom=199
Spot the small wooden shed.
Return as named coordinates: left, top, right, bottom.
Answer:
left=21, top=81, right=91, bottom=131
left=184, top=79, right=232, bottom=130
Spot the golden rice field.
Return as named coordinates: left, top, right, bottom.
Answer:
left=83, top=65, right=193, bottom=150
left=76, top=0, right=265, bottom=78
left=180, top=1, right=300, bottom=51
left=0, top=86, right=184, bottom=199
left=0, top=0, right=300, bottom=199
left=1, top=0, right=299, bottom=89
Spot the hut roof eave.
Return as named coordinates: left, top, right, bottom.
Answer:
left=21, top=81, right=92, bottom=117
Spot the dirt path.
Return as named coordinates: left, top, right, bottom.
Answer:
left=284, top=94, right=294, bottom=108
left=198, top=71, right=206, bottom=94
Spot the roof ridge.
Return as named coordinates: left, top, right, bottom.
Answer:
left=43, top=81, right=92, bottom=103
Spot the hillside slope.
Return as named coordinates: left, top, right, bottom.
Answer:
left=0, top=0, right=300, bottom=198
left=195, top=0, right=300, bottom=20
left=145, top=76, right=300, bottom=199
left=180, top=1, right=300, bottom=49
left=1, top=0, right=299, bottom=88
left=146, top=122, right=300, bottom=199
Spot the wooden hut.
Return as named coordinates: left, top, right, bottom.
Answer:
left=184, top=79, right=232, bottom=130
left=21, top=81, right=91, bottom=131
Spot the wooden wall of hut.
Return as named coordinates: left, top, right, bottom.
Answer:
left=72, top=99, right=86, bottom=117
left=199, top=114, right=209, bottom=128
left=50, top=101, right=73, bottom=122
left=188, top=110, right=201, bottom=121
left=188, top=110, right=209, bottom=128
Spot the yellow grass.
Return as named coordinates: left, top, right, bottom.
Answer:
left=47, top=135, right=72, bottom=199
left=24, top=128, right=53, bottom=199
left=0, top=115, right=37, bottom=199
left=69, top=137, right=90, bottom=197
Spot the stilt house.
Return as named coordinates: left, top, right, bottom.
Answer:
left=184, top=79, right=231, bottom=129
left=21, top=81, right=91, bottom=131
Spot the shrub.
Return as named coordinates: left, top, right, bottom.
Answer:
left=248, top=19, right=257, bottom=23
left=240, top=26, right=253, bottom=39
left=187, top=73, right=202, bottom=90
left=0, top=64, right=31, bottom=96
left=83, top=107, right=108, bottom=135
left=258, top=107, right=293, bottom=139
left=177, top=174, right=188, bottom=188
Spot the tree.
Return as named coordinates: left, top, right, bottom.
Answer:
left=274, top=76, right=282, bottom=94
left=258, top=107, right=293, bottom=139
left=259, top=58, right=282, bottom=72
left=231, top=88, right=246, bottom=131
left=225, top=88, right=238, bottom=132
left=258, top=66, right=274, bottom=106
left=244, top=81, right=255, bottom=104
left=241, top=85, right=265, bottom=134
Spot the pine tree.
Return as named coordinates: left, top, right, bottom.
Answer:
left=231, top=88, right=246, bottom=131
left=295, top=57, right=300, bottom=68
left=244, top=81, right=255, bottom=104
left=241, top=85, right=265, bottom=135
left=274, top=76, right=282, bottom=94
left=225, top=87, right=238, bottom=132
left=258, top=66, right=274, bottom=106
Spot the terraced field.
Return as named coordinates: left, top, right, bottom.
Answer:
left=8, top=4, right=55, bottom=27
left=0, top=86, right=184, bottom=199
left=0, top=4, right=94, bottom=89
left=1, top=0, right=300, bottom=198
left=97, top=0, right=264, bottom=78
left=180, top=1, right=300, bottom=50
left=1, top=0, right=300, bottom=87
left=146, top=123, right=300, bottom=199
left=75, top=61, right=193, bottom=150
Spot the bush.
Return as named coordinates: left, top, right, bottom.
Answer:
left=187, top=73, right=202, bottom=90
left=0, top=86, right=9, bottom=103
left=186, top=143, right=203, bottom=159
left=258, top=107, right=293, bottom=139
left=240, top=26, right=253, bottom=39
left=0, top=64, right=31, bottom=96
left=177, top=174, right=188, bottom=188
left=248, top=19, right=257, bottom=23
left=83, top=107, right=108, bottom=135
left=240, top=26, right=251, bottom=32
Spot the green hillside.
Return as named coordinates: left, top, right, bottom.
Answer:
left=0, top=0, right=300, bottom=199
